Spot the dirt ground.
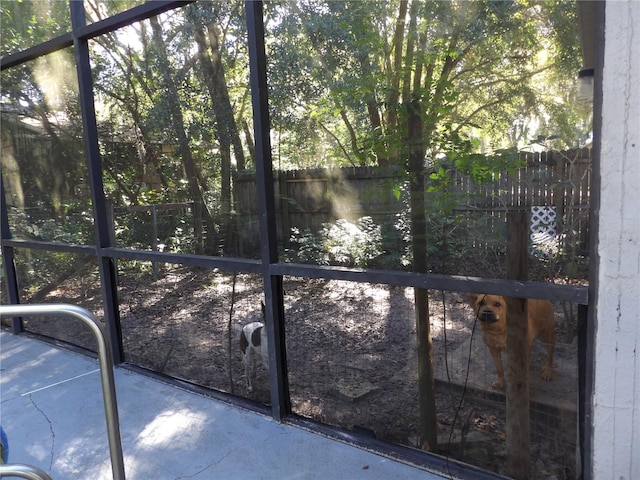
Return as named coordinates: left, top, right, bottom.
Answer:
left=13, top=265, right=580, bottom=479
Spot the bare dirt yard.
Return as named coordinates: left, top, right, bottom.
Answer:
left=14, top=265, right=580, bottom=479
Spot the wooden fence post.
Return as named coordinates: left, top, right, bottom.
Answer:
left=506, top=209, right=530, bottom=479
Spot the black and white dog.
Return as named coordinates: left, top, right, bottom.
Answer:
left=236, top=305, right=269, bottom=391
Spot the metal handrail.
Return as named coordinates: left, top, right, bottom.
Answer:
left=0, top=304, right=125, bottom=480
left=0, top=464, right=53, bottom=480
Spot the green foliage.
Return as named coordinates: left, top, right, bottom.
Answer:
left=0, top=0, right=70, bottom=56
left=8, top=205, right=93, bottom=245
left=287, top=217, right=383, bottom=268
left=267, top=0, right=584, bottom=168
left=112, top=204, right=197, bottom=254
left=14, top=247, right=93, bottom=293
left=2, top=0, right=588, bottom=282
left=9, top=205, right=95, bottom=290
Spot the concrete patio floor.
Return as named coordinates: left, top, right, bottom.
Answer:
left=0, top=330, right=444, bottom=480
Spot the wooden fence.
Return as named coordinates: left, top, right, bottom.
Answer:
left=233, top=149, right=592, bottom=256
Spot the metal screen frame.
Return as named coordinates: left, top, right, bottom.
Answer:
left=0, top=1, right=600, bottom=478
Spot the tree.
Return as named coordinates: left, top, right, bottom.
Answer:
left=1, top=52, right=87, bottom=225
left=1, top=0, right=85, bottom=220
left=148, top=15, right=217, bottom=255
left=265, top=0, right=582, bottom=450
left=88, top=3, right=252, bottom=255
left=0, top=0, right=70, bottom=56
left=92, top=26, right=166, bottom=205
left=267, top=0, right=582, bottom=167
left=185, top=2, right=249, bottom=249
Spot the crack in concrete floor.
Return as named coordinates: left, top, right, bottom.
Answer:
left=28, top=394, right=55, bottom=471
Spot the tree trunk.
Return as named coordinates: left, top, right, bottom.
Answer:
left=194, top=21, right=247, bottom=253
left=356, top=50, right=387, bottom=165
left=94, top=32, right=166, bottom=202
left=407, top=99, right=438, bottom=451
left=149, top=16, right=216, bottom=255
left=243, top=119, right=256, bottom=166
left=385, top=0, right=408, bottom=150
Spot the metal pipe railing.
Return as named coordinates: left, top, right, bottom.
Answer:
left=0, top=464, right=53, bottom=480
left=0, top=304, right=125, bottom=480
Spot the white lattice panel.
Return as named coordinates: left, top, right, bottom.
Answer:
left=530, top=206, right=557, bottom=243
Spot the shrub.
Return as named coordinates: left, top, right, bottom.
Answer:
left=288, top=216, right=383, bottom=268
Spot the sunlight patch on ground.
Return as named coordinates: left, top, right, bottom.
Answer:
left=135, top=407, right=209, bottom=451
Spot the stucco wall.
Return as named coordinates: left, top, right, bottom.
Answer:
left=592, top=1, right=640, bottom=478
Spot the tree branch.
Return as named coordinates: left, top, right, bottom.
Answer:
left=318, top=120, right=357, bottom=167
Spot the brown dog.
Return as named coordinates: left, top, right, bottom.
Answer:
left=468, top=294, right=556, bottom=390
